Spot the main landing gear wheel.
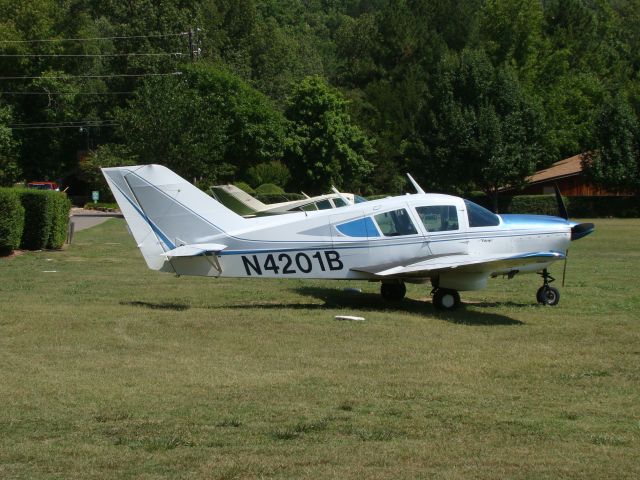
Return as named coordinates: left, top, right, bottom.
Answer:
left=537, top=285, right=560, bottom=306
left=381, top=281, right=406, bottom=301
left=537, top=269, right=560, bottom=306
left=432, top=288, right=461, bottom=310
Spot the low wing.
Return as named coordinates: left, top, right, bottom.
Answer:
left=353, top=251, right=565, bottom=278
left=161, top=243, right=227, bottom=258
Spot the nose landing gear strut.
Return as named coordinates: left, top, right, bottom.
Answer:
left=537, top=269, right=560, bottom=306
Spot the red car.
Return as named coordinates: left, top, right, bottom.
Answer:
left=27, top=181, right=60, bottom=191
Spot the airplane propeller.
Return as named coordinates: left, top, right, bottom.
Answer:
left=554, top=183, right=568, bottom=220
left=554, top=183, right=570, bottom=286
left=553, top=184, right=595, bottom=286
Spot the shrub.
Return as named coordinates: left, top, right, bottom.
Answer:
left=0, top=188, right=24, bottom=254
left=565, top=196, right=640, bottom=218
left=234, top=182, right=255, bottom=195
left=19, top=190, right=71, bottom=250
left=247, top=161, right=291, bottom=188
left=255, top=183, right=285, bottom=195
left=83, top=202, right=119, bottom=212
left=19, top=189, right=54, bottom=249
left=508, top=195, right=563, bottom=216
left=48, top=193, right=71, bottom=249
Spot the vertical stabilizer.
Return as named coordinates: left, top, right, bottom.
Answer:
left=102, top=165, right=246, bottom=269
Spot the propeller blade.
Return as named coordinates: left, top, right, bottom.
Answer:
left=562, top=249, right=568, bottom=287
left=554, top=183, right=569, bottom=220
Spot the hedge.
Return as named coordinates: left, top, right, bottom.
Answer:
left=48, top=192, right=71, bottom=249
left=19, top=189, right=71, bottom=250
left=83, top=202, right=119, bottom=212
left=470, top=194, right=640, bottom=218
left=0, top=188, right=25, bottom=255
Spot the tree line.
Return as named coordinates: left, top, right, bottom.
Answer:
left=1, top=0, right=639, bottom=199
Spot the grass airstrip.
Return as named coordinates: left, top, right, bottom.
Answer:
left=0, top=218, right=638, bottom=479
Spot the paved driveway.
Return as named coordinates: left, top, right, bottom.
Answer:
left=70, top=208, right=123, bottom=232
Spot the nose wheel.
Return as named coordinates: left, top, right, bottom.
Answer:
left=537, top=269, right=560, bottom=306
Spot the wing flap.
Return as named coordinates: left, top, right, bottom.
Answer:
left=353, top=252, right=565, bottom=277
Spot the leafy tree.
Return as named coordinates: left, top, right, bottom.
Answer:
left=78, top=143, right=136, bottom=200
left=478, top=0, right=545, bottom=69
left=583, top=94, right=640, bottom=194
left=284, top=76, right=374, bottom=193
left=0, top=104, right=21, bottom=186
left=115, top=63, right=287, bottom=184
left=408, top=49, right=545, bottom=209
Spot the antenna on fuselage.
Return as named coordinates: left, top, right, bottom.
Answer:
left=406, top=173, right=426, bottom=195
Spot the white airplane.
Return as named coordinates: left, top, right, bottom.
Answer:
left=210, top=184, right=367, bottom=217
left=102, top=165, right=594, bottom=310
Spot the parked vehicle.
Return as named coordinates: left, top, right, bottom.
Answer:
left=27, top=181, right=60, bottom=191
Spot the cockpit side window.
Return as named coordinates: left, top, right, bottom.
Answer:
left=464, top=200, right=500, bottom=227
left=374, top=208, right=418, bottom=236
left=416, top=206, right=459, bottom=232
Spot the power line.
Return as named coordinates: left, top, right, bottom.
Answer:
left=0, top=91, right=135, bottom=95
left=10, top=124, right=119, bottom=130
left=0, top=52, right=185, bottom=58
left=0, top=32, right=189, bottom=44
left=0, top=72, right=182, bottom=80
left=10, top=120, right=116, bottom=126
left=9, top=123, right=119, bottom=130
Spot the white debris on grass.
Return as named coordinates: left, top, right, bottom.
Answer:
left=335, top=315, right=365, bottom=321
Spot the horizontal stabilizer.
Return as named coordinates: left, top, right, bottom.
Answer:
left=161, top=243, right=227, bottom=258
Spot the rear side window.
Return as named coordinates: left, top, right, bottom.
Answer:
left=316, top=200, right=332, bottom=210
left=464, top=200, right=500, bottom=227
left=299, top=203, right=318, bottom=211
left=416, top=206, right=459, bottom=232
left=374, top=209, right=418, bottom=236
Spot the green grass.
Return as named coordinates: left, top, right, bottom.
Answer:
left=0, top=218, right=639, bottom=479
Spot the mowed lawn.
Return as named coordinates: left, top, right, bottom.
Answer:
left=0, top=218, right=638, bottom=479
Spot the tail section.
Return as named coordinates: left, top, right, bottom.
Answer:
left=210, top=184, right=267, bottom=216
left=102, top=165, right=246, bottom=270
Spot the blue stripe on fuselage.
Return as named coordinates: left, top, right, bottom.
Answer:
left=499, top=214, right=570, bottom=228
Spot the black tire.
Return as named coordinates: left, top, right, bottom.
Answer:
left=433, top=288, right=461, bottom=310
left=381, top=281, right=406, bottom=301
left=537, top=286, right=560, bottom=306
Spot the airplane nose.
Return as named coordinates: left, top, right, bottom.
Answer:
left=571, top=222, right=595, bottom=241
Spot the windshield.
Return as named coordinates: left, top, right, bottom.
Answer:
left=464, top=200, right=500, bottom=227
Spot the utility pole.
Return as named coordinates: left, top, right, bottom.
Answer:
left=188, top=28, right=194, bottom=62
left=188, top=28, right=202, bottom=62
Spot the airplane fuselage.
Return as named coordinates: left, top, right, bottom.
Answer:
left=161, top=194, right=572, bottom=291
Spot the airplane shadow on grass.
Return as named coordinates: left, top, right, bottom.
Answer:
left=291, top=286, right=524, bottom=326
left=222, top=286, right=523, bottom=326
left=121, top=289, right=524, bottom=326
